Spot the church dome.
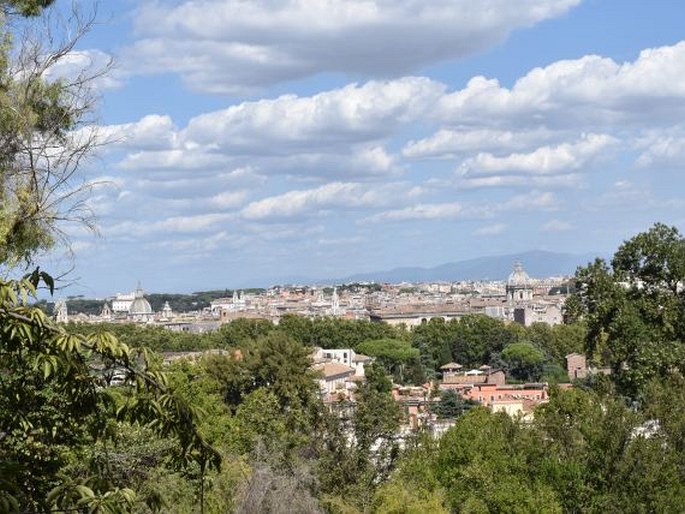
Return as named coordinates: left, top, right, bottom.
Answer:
left=507, top=261, right=531, bottom=286
left=129, top=286, right=152, bottom=315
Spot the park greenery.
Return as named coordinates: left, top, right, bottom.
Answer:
left=2, top=2, right=685, bottom=512
left=66, top=313, right=584, bottom=385
left=6, top=221, right=685, bottom=512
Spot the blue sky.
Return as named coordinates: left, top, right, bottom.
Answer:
left=38, top=0, right=685, bottom=295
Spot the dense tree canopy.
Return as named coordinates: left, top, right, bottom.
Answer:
left=385, top=383, right=685, bottom=513
left=570, top=223, right=685, bottom=397
left=0, top=273, right=220, bottom=512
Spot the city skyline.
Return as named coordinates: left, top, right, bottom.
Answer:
left=39, top=0, right=685, bottom=296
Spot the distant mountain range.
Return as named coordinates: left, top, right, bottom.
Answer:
left=331, top=250, right=601, bottom=284
left=248, top=250, right=603, bottom=287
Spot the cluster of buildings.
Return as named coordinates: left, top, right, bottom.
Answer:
left=61, top=261, right=595, bottom=436
left=368, top=262, right=565, bottom=327
left=297, top=344, right=591, bottom=432
left=56, top=262, right=569, bottom=331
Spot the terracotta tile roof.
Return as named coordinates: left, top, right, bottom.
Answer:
left=313, top=362, right=356, bottom=380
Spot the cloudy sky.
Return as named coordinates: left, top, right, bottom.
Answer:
left=43, top=0, right=685, bottom=295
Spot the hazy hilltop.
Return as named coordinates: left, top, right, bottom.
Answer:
left=321, top=250, right=599, bottom=285
left=235, top=250, right=601, bottom=288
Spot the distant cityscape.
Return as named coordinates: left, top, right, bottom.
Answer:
left=56, top=259, right=587, bottom=429
left=54, top=261, right=571, bottom=332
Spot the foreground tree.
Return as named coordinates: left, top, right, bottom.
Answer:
left=316, top=364, right=401, bottom=511
left=1, top=1, right=107, bottom=268
left=435, top=408, right=562, bottom=512
left=533, top=385, right=685, bottom=513
left=0, top=273, right=220, bottom=512
left=570, top=223, right=685, bottom=397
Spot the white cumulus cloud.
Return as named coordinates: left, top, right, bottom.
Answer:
left=183, top=78, right=445, bottom=151
left=240, top=182, right=389, bottom=221
left=438, top=41, right=685, bottom=128
left=635, top=126, right=685, bottom=168
left=403, top=128, right=558, bottom=159
left=459, top=134, right=616, bottom=176
left=124, top=0, right=580, bottom=93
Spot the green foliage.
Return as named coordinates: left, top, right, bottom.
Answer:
left=409, top=315, right=584, bottom=382
left=278, top=314, right=405, bottom=349
left=540, top=363, right=569, bottom=384
left=410, top=317, right=453, bottom=371
left=165, top=359, right=232, bottom=446
left=431, top=390, right=474, bottom=419
left=69, top=322, right=216, bottom=352
left=209, top=318, right=276, bottom=348
left=436, top=408, right=562, bottom=513
left=383, top=379, right=685, bottom=513
left=231, top=389, right=289, bottom=455
left=0, top=1, right=97, bottom=267
left=501, top=342, right=545, bottom=382
left=354, top=364, right=400, bottom=452
left=411, top=315, right=523, bottom=371
left=533, top=386, right=685, bottom=512
left=0, top=272, right=220, bottom=512
left=357, top=338, right=425, bottom=384
left=450, top=314, right=518, bottom=367
left=3, top=0, right=54, bottom=16
left=315, top=364, right=402, bottom=511
left=372, top=480, right=449, bottom=514
left=612, top=223, right=685, bottom=294
left=203, top=331, right=322, bottom=459
left=357, top=338, right=420, bottom=362
left=642, top=372, right=685, bottom=457
left=570, top=223, right=685, bottom=397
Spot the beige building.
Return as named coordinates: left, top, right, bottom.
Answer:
left=369, top=306, right=467, bottom=327
left=513, top=302, right=563, bottom=326
left=313, top=362, right=356, bottom=395
left=566, top=352, right=587, bottom=380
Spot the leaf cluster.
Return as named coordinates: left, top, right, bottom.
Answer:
left=0, top=271, right=220, bottom=512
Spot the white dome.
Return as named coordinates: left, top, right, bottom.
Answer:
left=507, top=261, right=531, bottom=286
left=129, top=286, right=152, bottom=315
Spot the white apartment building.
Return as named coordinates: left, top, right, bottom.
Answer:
left=313, top=348, right=372, bottom=377
left=112, top=292, right=135, bottom=313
